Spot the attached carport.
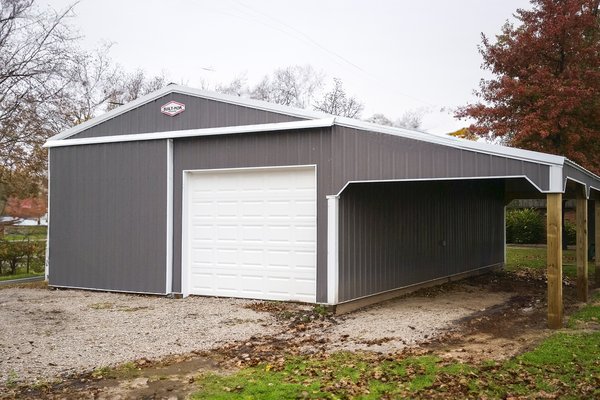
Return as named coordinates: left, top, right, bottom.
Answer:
left=325, top=134, right=600, bottom=329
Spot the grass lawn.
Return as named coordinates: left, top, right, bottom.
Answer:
left=2, top=226, right=47, bottom=241
left=189, top=247, right=600, bottom=399
left=0, top=272, right=44, bottom=281
left=505, top=245, right=591, bottom=279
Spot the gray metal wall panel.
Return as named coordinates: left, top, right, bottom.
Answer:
left=71, top=93, right=301, bottom=139
left=48, top=141, right=168, bottom=293
left=330, top=126, right=551, bottom=192
left=338, top=180, right=505, bottom=302
left=172, top=128, right=333, bottom=301
left=564, top=163, right=598, bottom=196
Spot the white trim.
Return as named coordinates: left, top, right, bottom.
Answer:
left=48, top=85, right=329, bottom=141
left=335, top=175, right=551, bottom=196
left=180, top=164, right=318, bottom=301
left=563, top=176, right=589, bottom=198
left=44, top=118, right=335, bottom=148
left=44, top=150, right=51, bottom=281
left=45, top=84, right=566, bottom=168
left=564, top=159, right=600, bottom=182
left=182, top=163, right=318, bottom=175
left=181, top=170, right=190, bottom=298
left=549, top=165, right=563, bottom=193
left=589, top=185, right=600, bottom=196
left=165, top=139, right=173, bottom=294
left=49, top=284, right=167, bottom=296
left=333, top=117, right=565, bottom=166
left=327, top=195, right=339, bottom=305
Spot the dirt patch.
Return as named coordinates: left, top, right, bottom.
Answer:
left=4, top=354, right=224, bottom=400
left=429, top=270, right=582, bottom=362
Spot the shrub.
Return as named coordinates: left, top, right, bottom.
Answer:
left=0, top=239, right=46, bottom=275
left=506, top=208, right=545, bottom=244
left=564, top=220, right=576, bottom=246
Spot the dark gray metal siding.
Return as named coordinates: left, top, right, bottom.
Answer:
left=330, top=126, right=551, bottom=193
left=172, top=128, right=333, bottom=301
left=564, top=163, right=599, bottom=197
left=338, top=180, right=505, bottom=302
left=71, top=93, right=301, bottom=139
left=48, top=140, right=168, bottom=293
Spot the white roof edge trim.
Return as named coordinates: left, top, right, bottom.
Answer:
left=49, top=84, right=327, bottom=141
left=47, top=83, right=574, bottom=169
left=334, top=175, right=549, bottom=197
left=333, top=117, right=566, bottom=167
left=43, top=118, right=336, bottom=148
left=564, top=158, right=600, bottom=182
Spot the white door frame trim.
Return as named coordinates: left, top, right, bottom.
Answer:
left=180, top=164, right=318, bottom=299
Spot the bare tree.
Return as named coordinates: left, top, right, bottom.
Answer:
left=106, top=69, right=167, bottom=111
left=0, top=0, right=77, bottom=216
left=215, top=75, right=248, bottom=97
left=366, top=113, right=394, bottom=126
left=313, top=78, right=363, bottom=118
left=395, top=110, right=423, bottom=130
left=250, top=65, right=323, bottom=108
left=366, top=110, right=424, bottom=130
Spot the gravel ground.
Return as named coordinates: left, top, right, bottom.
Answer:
left=0, top=288, right=278, bottom=385
left=320, top=285, right=511, bottom=353
left=0, top=284, right=511, bottom=386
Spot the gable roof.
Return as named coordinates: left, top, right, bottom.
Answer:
left=46, top=84, right=564, bottom=166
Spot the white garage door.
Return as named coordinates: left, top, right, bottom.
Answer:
left=184, top=166, right=317, bottom=302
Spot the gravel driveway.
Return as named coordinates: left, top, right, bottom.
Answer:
left=0, top=284, right=511, bottom=386
left=0, top=288, right=278, bottom=385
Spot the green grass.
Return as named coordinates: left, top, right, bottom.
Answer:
left=567, top=291, right=600, bottom=328
left=3, top=234, right=47, bottom=241
left=0, top=272, right=44, bottom=281
left=505, top=245, right=587, bottom=279
left=189, top=247, right=600, bottom=399
left=190, top=301, right=600, bottom=399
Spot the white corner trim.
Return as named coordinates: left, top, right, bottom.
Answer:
left=327, top=195, right=340, bottom=305
left=549, top=165, right=563, bottom=193
left=44, top=150, right=51, bottom=281
left=165, top=140, right=173, bottom=294
left=44, top=118, right=336, bottom=148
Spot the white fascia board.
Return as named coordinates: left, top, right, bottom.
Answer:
left=334, top=116, right=566, bottom=167
left=48, top=84, right=328, bottom=141
left=44, top=118, right=336, bottom=148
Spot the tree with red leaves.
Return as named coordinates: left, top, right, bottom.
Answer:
left=457, top=0, right=600, bottom=174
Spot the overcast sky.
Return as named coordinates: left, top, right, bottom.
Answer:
left=44, top=0, right=531, bottom=134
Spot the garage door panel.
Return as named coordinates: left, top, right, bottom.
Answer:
left=185, top=166, right=317, bottom=302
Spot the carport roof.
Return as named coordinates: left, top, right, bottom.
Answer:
left=45, top=84, right=600, bottom=197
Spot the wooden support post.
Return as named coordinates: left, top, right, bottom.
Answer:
left=596, top=201, right=600, bottom=288
left=576, top=192, right=588, bottom=302
left=547, top=193, right=563, bottom=329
